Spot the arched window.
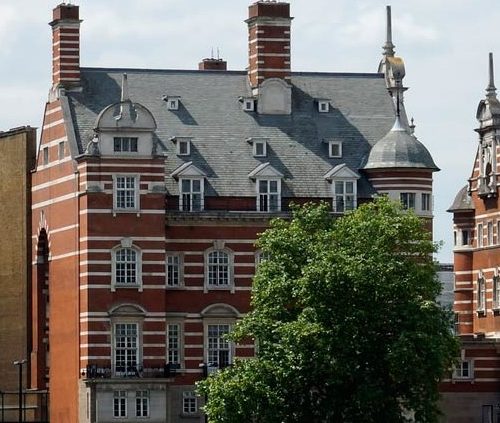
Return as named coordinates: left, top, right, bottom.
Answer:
left=112, top=240, right=142, bottom=290
left=204, top=243, right=234, bottom=292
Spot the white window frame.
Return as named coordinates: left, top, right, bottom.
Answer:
left=477, top=223, right=484, bottom=247
left=328, top=141, right=342, bottom=158
left=255, top=250, right=270, bottom=270
left=166, top=253, right=183, bottom=287
left=497, top=221, right=500, bottom=245
left=332, top=179, right=356, bottom=213
left=167, top=322, right=182, bottom=366
left=253, top=140, right=267, bottom=157
left=242, top=98, right=255, bottom=112
left=318, top=101, right=329, bottom=113
left=421, top=193, right=431, bottom=212
left=113, top=323, right=140, bottom=377
left=113, top=175, right=140, bottom=212
left=135, top=390, right=149, bottom=418
left=179, top=178, right=204, bottom=212
left=493, top=274, right=500, bottom=310
left=453, top=359, right=473, bottom=380
left=477, top=275, right=486, bottom=313
left=111, top=243, right=142, bottom=291
left=206, top=323, right=232, bottom=369
left=205, top=248, right=233, bottom=291
left=113, top=391, right=127, bottom=418
left=462, top=229, right=471, bottom=246
left=166, top=98, right=180, bottom=110
left=256, top=178, right=281, bottom=212
left=182, top=391, right=198, bottom=415
left=177, top=139, right=190, bottom=156
left=400, top=192, right=416, bottom=210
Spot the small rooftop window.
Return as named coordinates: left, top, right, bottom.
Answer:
left=316, top=99, right=330, bottom=113
left=239, top=97, right=255, bottom=112
left=247, top=137, right=268, bottom=158
left=163, top=95, right=181, bottom=111
left=171, top=137, right=191, bottom=156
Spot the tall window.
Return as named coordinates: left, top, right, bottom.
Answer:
left=183, top=391, right=198, bottom=414
left=207, top=250, right=230, bottom=287
left=113, top=391, right=127, bottom=418
left=135, top=391, right=149, bottom=418
left=462, top=230, right=470, bottom=246
left=167, top=323, right=180, bottom=365
left=114, top=323, right=139, bottom=375
left=207, top=324, right=231, bottom=368
left=180, top=178, right=203, bottom=211
left=333, top=180, right=355, bottom=213
left=257, top=179, right=280, bottom=212
left=115, top=248, right=138, bottom=285
left=494, top=276, right=500, bottom=309
left=166, top=254, right=181, bottom=287
left=477, top=224, right=484, bottom=247
left=400, top=192, right=416, bottom=210
left=43, top=147, right=49, bottom=166
left=115, top=176, right=138, bottom=210
left=114, top=137, right=138, bottom=152
left=421, top=193, right=431, bottom=211
left=488, top=222, right=494, bottom=246
left=477, top=276, right=486, bottom=313
left=58, top=141, right=65, bottom=160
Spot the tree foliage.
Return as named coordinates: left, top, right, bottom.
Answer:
left=197, top=198, right=458, bottom=422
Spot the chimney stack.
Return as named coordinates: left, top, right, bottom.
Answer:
left=198, top=58, right=227, bottom=71
left=246, top=1, right=292, bottom=89
left=50, top=3, right=81, bottom=88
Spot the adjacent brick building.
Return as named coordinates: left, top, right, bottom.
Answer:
left=0, top=126, right=36, bottom=415
left=445, top=52, right=500, bottom=423
left=31, top=2, right=438, bottom=422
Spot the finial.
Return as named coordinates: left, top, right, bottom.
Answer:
left=486, top=52, right=497, bottom=99
left=121, top=73, right=130, bottom=102
left=383, top=5, right=395, bottom=57
left=409, top=117, right=415, bottom=134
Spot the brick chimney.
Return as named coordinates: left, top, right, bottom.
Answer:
left=246, top=1, right=292, bottom=89
left=49, top=3, right=81, bottom=88
left=198, top=58, right=227, bottom=71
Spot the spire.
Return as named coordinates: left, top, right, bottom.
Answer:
left=121, top=73, right=130, bottom=102
left=486, top=52, right=497, bottom=99
left=383, top=5, right=395, bottom=57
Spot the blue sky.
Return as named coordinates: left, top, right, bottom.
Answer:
left=2, top=0, right=499, bottom=262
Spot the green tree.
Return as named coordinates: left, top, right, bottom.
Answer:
left=197, top=198, right=458, bottom=423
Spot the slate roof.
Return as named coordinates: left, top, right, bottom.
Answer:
left=447, top=185, right=475, bottom=212
left=364, top=117, right=439, bottom=170
left=65, top=67, right=404, bottom=198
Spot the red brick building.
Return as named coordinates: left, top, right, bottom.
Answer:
left=31, top=2, right=437, bottom=422
left=445, top=53, right=500, bottom=423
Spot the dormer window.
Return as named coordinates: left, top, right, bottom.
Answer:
left=241, top=97, right=255, bottom=112
left=324, top=164, right=360, bottom=214
left=247, top=137, right=267, bottom=157
left=171, top=162, right=207, bottom=212
left=113, top=137, right=138, bottom=153
left=317, top=99, right=330, bottom=113
left=328, top=141, right=342, bottom=158
left=172, top=137, right=191, bottom=156
left=164, top=96, right=181, bottom=111
left=248, top=162, right=284, bottom=213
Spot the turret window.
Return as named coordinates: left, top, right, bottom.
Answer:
left=400, top=192, right=416, bottom=210
left=421, top=193, right=431, bottom=211
left=477, top=275, right=486, bottom=313
left=477, top=224, right=484, bottom=247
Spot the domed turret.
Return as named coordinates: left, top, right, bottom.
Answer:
left=364, top=117, right=438, bottom=171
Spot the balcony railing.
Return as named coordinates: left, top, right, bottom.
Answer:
left=83, top=363, right=181, bottom=379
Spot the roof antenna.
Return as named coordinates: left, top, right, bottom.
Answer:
left=217, top=47, right=220, bottom=60
left=486, top=52, right=497, bottom=99
left=211, top=47, right=214, bottom=59
left=383, top=5, right=395, bottom=57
